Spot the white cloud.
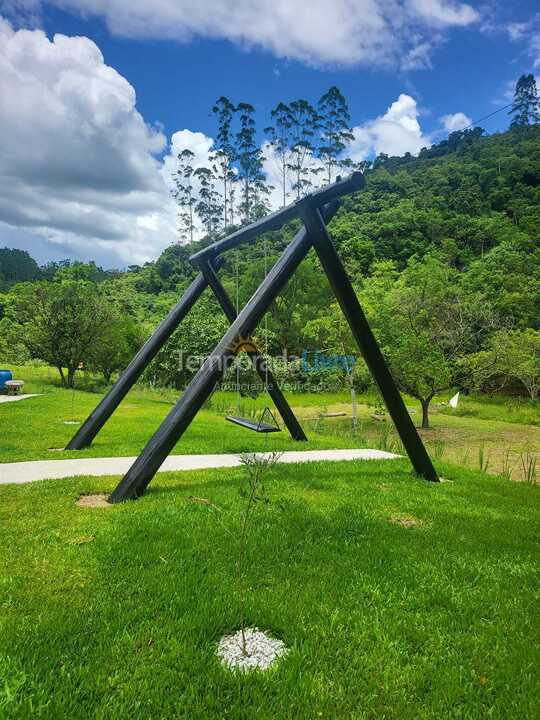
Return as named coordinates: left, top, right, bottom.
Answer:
left=0, top=19, right=482, bottom=267
left=506, top=13, right=540, bottom=69
left=15, top=0, right=480, bottom=69
left=1, top=0, right=41, bottom=27
left=162, top=130, right=215, bottom=184
left=506, top=22, right=528, bottom=41
left=531, top=35, right=540, bottom=69
left=441, top=111, right=472, bottom=131
left=0, top=18, right=177, bottom=266
left=348, top=94, right=431, bottom=161
left=401, top=39, right=437, bottom=71
left=408, top=0, right=479, bottom=26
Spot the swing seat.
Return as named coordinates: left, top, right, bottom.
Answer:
left=225, top=415, right=282, bottom=433
left=226, top=406, right=281, bottom=433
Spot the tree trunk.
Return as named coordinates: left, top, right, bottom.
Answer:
left=57, top=366, right=66, bottom=387
left=223, top=173, right=228, bottom=229
left=421, top=398, right=431, bottom=429
left=67, top=366, right=76, bottom=388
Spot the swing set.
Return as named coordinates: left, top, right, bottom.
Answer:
left=65, top=171, right=438, bottom=502
left=225, top=240, right=282, bottom=434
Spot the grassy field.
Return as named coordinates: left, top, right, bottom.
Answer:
left=0, top=366, right=365, bottom=462
left=0, top=458, right=538, bottom=718
left=1, top=365, right=538, bottom=717
left=0, top=365, right=538, bottom=481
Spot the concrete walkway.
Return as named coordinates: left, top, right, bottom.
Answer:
left=0, top=449, right=399, bottom=485
left=0, top=393, right=42, bottom=404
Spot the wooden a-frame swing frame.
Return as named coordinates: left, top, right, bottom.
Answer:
left=66, top=171, right=438, bottom=502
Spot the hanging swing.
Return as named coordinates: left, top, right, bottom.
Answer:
left=225, top=242, right=282, bottom=435
left=226, top=406, right=281, bottom=433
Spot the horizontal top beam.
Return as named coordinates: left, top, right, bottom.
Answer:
left=190, top=171, right=365, bottom=264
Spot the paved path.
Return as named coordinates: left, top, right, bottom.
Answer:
left=0, top=449, right=399, bottom=485
left=0, top=393, right=42, bottom=404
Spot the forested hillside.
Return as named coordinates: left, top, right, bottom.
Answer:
left=1, top=125, right=538, bottom=423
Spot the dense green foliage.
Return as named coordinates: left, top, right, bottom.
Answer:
left=0, top=248, right=39, bottom=288
left=1, top=281, right=142, bottom=387
left=0, top=125, right=538, bottom=418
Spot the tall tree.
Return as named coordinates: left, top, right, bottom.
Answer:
left=193, top=166, right=221, bottom=237
left=236, top=103, right=269, bottom=223
left=211, top=96, right=237, bottom=229
left=287, top=99, right=320, bottom=200
left=171, top=149, right=196, bottom=243
left=317, top=86, right=355, bottom=184
left=510, top=74, right=540, bottom=127
left=211, top=149, right=237, bottom=227
left=264, top=102, right=293, bottom=207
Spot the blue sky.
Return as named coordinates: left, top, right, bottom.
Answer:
left=38, top=1, right=538, bottom=138
left=1, top=1, right=539, bottom=267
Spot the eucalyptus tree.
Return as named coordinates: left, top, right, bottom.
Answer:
left=236, top=102, right=269, bottom=223
left=317, top=86, right=355, bottom=184
left=211, top=96, right=237, bottom=229
left=510, top=74, right=540, bottom=127
left=287, top=99, right=320, bottom=199
left=171, top=148, right=196, bottom=243
left=264, top=102, right=293, bottom=207
left=211, top=149, right=237, bottom=227
left=194, top=166, right=222, bottom=238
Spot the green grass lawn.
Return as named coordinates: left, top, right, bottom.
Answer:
left=438, top=394, right=539, bottom=427
left=0, top=459, right=538, bottom=718
left=1, top=365, right=537, bottom=482
left=0, top=366, right=364, bottom=462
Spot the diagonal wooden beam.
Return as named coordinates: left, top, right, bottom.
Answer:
left=189, top=172, right=364, bottom=263
left=108, top=202, right=340, bottom=503
left=300, top=204, right=438, bottom=482
left=65, top=269, right=216, bottom=450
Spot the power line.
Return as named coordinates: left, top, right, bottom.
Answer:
left=461, top=101, right=514, bottom=132
left=429, top=100, right=515, bottom=145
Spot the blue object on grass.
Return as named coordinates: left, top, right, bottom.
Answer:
left=0, top=369, right=13, bottom=390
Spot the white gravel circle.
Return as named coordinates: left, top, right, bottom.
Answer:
left=217, top=628, right=288, bottom=671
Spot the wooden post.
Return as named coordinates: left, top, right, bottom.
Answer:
left=66, top=271, right=213, bottom=450
left=301, top=205, right=438, bottom=482
left=108, top=209, right=327, bottom=502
